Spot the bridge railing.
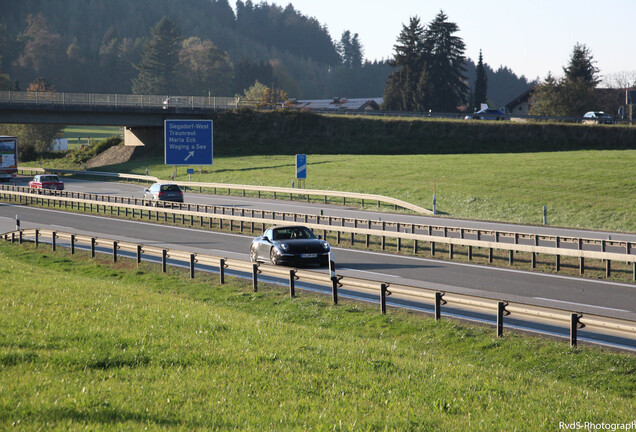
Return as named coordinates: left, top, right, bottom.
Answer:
left=3, top=227, right=635, bottom=349
left=0, top=90, right=242, bottom=110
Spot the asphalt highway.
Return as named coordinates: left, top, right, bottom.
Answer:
left=1, top=200, right=634, bottom=323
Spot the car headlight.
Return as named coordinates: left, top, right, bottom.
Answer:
left=278, top=243, right=289, bottom=252
left=321, top=241, right=330, bottom=251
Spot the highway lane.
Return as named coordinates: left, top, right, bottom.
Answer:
left=13, top=176, right=636, bottom=243
left=2, top=202, right=635, bottom=323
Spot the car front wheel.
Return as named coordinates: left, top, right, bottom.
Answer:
left=270, top=248, right=279, bottom=265
left=250, top=246, right=258, bottom=263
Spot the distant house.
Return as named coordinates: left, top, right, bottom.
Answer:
left=505, top=86, right=626, bottom=118
left=505, top=86, right=536, bottom=116
left=285, top=97, right=382, bottom=111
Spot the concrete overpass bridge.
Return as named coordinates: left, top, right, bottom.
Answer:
left=0, top=90, right=239, bottom=147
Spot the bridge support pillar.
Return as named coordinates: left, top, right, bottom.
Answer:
left=124, top=126, right=163, bottom=148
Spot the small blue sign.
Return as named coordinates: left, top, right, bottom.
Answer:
left=186, top=168, right=194, bottom=174
left=165, top=120, right=213, bottom=165
left=296, top=154, right=307, bottom=179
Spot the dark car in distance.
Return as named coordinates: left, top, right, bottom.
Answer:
left=465, top=108, right=506, bottom=120
left=582, top=111, right=614, bottom=124
left=143, top=183, right=184, bottom=204
left=250, top=225, right=331, bottom=267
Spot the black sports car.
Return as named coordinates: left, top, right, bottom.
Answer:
left=250, top=225, right=331, bottom=267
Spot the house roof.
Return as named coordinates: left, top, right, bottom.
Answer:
left=286, top=97, right=382, bottom=111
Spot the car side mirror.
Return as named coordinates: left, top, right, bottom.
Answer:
left=263, top=236, right=270, bottom=242
left=144, top=189, right=149, bottom=192
left=318, top=235, right=323, bottom=239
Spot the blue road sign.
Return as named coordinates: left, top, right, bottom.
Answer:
left=165, top=120, right=213, bottom=165
left=296, top=154, right=307, bottom=179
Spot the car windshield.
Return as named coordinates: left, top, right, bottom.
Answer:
left=41, top=176, right=59, bottom=182
left=272, top=227, right=316, bottom=240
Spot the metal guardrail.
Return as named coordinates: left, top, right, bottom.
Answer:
left=3, top=227, right=635, bottom=348
left=17, top=167, right=433, bottom=215
left=1, top=187, right=635, bottom=281
left=0, top=90, right=242, bottom=110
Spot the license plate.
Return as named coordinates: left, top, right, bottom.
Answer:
left=301, top=253, right=317, bottom=259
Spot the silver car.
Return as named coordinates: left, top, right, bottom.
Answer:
left=143, top=183, right=184, bottom=204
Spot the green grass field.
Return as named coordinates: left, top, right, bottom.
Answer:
left=95, top=150, right=636, bottom=233
left=0, top=241, right=634, bottom=431
left=61, top=126, right=122, bottom=149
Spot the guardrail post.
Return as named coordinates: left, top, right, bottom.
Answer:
left=381, top=221, right=386, bottom=251
left=414, top=239, right=418, bottom=255
left=434, top=292, right=444, bottom=321
left=35, top=229, right=39, bottom=247
left=190, top=254, right=196, bottom=279
left=570, top=313, right=582, bottom=347
left=91, top=237, right=95, bottom=258
left=605, top=260, right=611, bottom=278
left=488, top=248, right=493, bottom=263
left=380, top=284, right=388, bottom=315
left=219, top=259, right=226, bottom=284
left=555, top=254, right=560, bottom=272
left=431, top=241, right=436, bottom=256
left=449, top=243, right=453, bottom=259
left=70, top=234, right=75, bottom=254
left=18, top=229, right=22, bottom=244
left=162, top=249, right=167, bottom=273
left=252, top=263, right=259, bottom=292
left=509, top=250, right=513, bottom=265
left=52, top=231, right=56, bottom=251
left=289, top=269, right=296, bottom=298
left=468, top=245, right=472, bottom=260
left=497, top=301, right=507, bottom=337
left=137, top=245, right=142, bottom=265
left=331, top=276, right=339, bottom=305
left=113, top=241, right=118, bottom=263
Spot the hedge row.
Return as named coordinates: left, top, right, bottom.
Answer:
left=153, top=109, right=636, bottom=156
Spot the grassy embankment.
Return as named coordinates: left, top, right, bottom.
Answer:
left=0, top=240, right=634, bottom=430
left=61, top=126, right=123, bottom=149
left=31, top=149, right=636, bottom=233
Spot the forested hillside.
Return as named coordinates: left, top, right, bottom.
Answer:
left=0, top=0, right=532, bottom=105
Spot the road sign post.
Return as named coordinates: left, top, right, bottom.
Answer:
left=165, top=120, right=213, bottom=166
left=296, top=154, right=307, bottom=188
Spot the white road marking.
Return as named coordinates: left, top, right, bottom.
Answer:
left=532, top=297, right=631, bottom=313
left=340, top=267, right=401, bottom=279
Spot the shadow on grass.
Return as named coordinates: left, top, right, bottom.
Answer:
left=211, top=159, right=335, bottom=174
left=39, top=406, right=213, bottom=428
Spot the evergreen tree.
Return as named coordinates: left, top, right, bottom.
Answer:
left=382, top=16, right=425, bottom=111
left=337, top=31, right=363, bottom=69
left=530, top=43, right=601, bottom=117
left=421, top=11, right=468, bottom=112
left=563, top=43, right=600, bottom=87
left=131, top=17, right=182, bottom=95
left=473, top=49, right=488, bottom=110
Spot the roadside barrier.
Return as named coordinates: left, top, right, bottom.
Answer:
left=1, top=186, right=635, bottom=281
left=3, top=227, right=635, bottom=349
left=17, top=167, right=432, bottom=214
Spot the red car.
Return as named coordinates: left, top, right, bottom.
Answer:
left=28, top=174, right=65, bottom=190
